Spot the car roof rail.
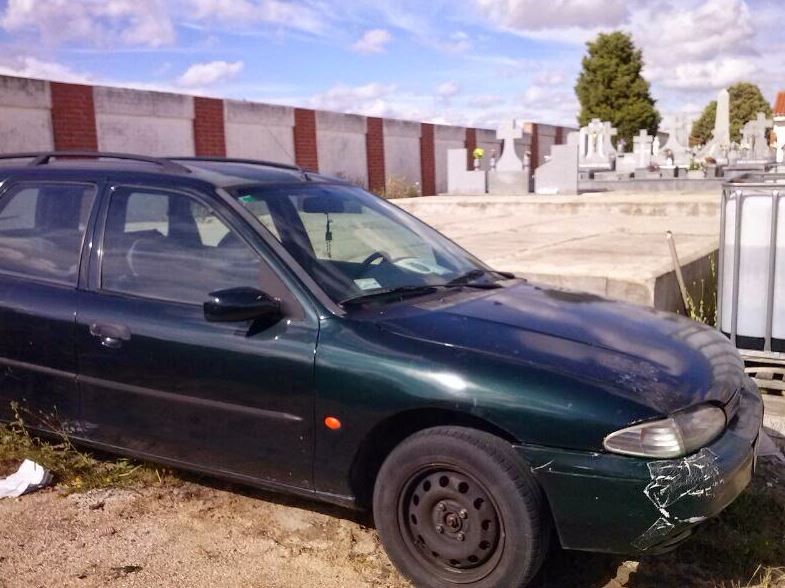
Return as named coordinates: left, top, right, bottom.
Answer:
left=170, top=156, right=305, bottom=173
left=16, top=151, right=193, bottom=173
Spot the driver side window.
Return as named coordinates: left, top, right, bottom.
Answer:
left=101, top=187, right=262, bottom=305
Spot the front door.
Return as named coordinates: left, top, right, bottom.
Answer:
left=77, top=184, right=317, bottom=489
left=0, top=180, right=97, bottom=429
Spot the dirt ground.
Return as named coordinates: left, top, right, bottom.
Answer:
left=1, top=447, right=784, bottom=587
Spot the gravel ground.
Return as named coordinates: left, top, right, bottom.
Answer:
left=0, top=477, right=408, bottom=588
left=1, top=435, right=783, bottom=588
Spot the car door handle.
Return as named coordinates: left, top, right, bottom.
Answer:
left=89, top=323, right=131, bottom=349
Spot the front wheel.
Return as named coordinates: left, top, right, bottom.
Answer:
left=373, top=426, right=550, bottom=588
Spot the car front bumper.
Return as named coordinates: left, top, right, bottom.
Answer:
left=516, top=383, right=764, bottom=555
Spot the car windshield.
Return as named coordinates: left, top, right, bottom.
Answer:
left=229, top=184, right=496, bottom=304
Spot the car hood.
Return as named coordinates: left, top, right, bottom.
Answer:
left=373, top=281, right=744, bottom=415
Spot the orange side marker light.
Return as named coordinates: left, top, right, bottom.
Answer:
left=324, top=416, right=342, bottom=430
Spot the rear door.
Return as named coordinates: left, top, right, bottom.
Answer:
left=76, top=183, right=318, bottom=489
left=0, top=179, right=97, bottom=429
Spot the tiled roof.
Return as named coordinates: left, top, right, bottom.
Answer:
left=775, top=91, right=785, bottom=116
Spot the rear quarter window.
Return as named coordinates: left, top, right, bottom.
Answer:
left=0, top=182, right=96, bottom=285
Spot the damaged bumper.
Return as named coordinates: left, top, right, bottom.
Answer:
left=517, top=383, right=763, bottom=555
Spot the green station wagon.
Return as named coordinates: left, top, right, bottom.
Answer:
left=0, top=152, right=763, bottom=587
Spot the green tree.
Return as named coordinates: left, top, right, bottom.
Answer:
left=690, top=82, right=772, bottom=145
left=575, top=31, right=660, bottom=150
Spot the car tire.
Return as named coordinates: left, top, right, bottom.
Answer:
left=373, top=426, right=550, bottom=588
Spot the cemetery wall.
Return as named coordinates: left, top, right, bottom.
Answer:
left=434, top=125, right=466, bottom=194
left=225, top=100, right=296, bottom=164
left=0, top=77, right=53, bottom=153
left=0, top=74, right=574, bottom=195
left=94, top=86, right=195, bottom=156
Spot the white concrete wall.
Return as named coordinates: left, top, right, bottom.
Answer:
left=384, top=119, right=421, bottom=189
left=316, top=111, right=367, bottom=186
left=0, top=77, right=53, bottom=153
left=94, top=86, right=195, bottom=156
left=434, top=124, right=465, bottom=194
left=225, top=100, right=295, bottom=164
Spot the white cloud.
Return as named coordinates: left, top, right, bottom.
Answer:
left=189, top=0, right=327, bottom=35
left=439, top=30, right=472, bottom=53
left=352, top=28, right=392, bottom=53
left=177, top=60, right=244, bottom=87
left=634, top=0, right=760, bottom=92
left=466, top=94, right=504, bottom=109
left=0, top=0, right=175, bottom=47
left=309, top=82, right=399, bottom=117
left=0, top=56, right=93, bottom=84
left=475, top=0, right=628, bottom=31
left=437, top=81, right=461, bottom=98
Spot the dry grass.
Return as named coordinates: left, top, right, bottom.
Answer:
left=373, top=176, right=421, bottom=199
left=0, top=403, right=171, bottom=493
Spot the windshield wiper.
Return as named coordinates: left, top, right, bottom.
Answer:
left=340, top=285, right=442, bottom=306
left=445, top=269, right=512, bottom=287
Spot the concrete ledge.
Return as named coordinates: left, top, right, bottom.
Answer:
left=0, top=76, right=50, bottom=109
left=224, top=100, right=293, bottom=126
left=434, top=124, right=465, bottom=142
left=94, top=86, right=194, bottom=119
left=395, top=193, right=721, bottom=218
left=383, top=118, right=420, bottom=138
left=395, top=191, right=721, bottom=312
left=582, top=179, right=723, bottom=192
left=316, top=110, right=366, bottom=134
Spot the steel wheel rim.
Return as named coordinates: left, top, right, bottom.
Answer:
left=397, top=464, right=504, bottom=583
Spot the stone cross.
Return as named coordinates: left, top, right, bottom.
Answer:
left=633, top=129, right=653, bottom=168
left=741, top=112, right=774, bottom=161
left=579, top=118, right=617, bottom=169
left=495, top=120, right=523, bottom=171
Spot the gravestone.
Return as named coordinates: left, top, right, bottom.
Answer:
left=633, top=129, right=653, bottom=168
left=534, top=132, right=579, bottom=195
left=487, top=120, right=528, bottom=194
left=579, top=118, right=617, bottom=170
left=446, top=148, right=486, bottom=194
left=654, top=114, right=692, bottom=168
left=495, top=120, right=523, bottom=171
left=703, top=88, right=731, bottom=161
left=774, top=115, right=785, bottom=164
left=739, top=112, right=774, bottom=162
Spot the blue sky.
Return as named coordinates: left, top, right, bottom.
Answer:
left=0, top=0, right=782, bottom=130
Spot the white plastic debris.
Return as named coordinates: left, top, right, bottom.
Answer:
left=0, top=460, right=53, bottom=498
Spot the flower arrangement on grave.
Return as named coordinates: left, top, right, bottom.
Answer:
left=472, top=147, right=485, bottom=170
left=687, top=159, right=703, bottom=171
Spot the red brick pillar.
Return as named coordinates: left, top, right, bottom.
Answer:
left=464, top=127, right=477, bottom=169
left=366, top=117, right=386, bottom=194
left=193, top=97, right=226, bottom=157
left=420, top=123, right=436, bottom=196
left=530, top=122, right=540, bottom=171
left=555, top=126, right=563, bottom=145
left=293, top=108, right=319, bottom=171
left=50, top=82, right=98, bottom=151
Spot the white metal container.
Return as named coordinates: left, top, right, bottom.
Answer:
left=719, top=174, right=785, bottom=357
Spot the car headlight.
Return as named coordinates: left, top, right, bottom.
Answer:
left=603, top=404, right=726, bottom=459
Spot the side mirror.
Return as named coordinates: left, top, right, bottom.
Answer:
left=204, top=287, right=282, bottom=323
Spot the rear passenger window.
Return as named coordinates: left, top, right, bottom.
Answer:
left=101, top=188, right=262, bottom=304
left=0, top=182, right=96, bottom=285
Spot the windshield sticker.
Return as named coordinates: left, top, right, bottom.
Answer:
left=239, top=195, right=255, bottom=203
left=633, top=448, right=722, bottom=550
left=354, top=278, right=382, bottom=291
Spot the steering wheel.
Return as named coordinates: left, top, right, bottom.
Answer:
left=356, top=250, right=393, bottom=277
